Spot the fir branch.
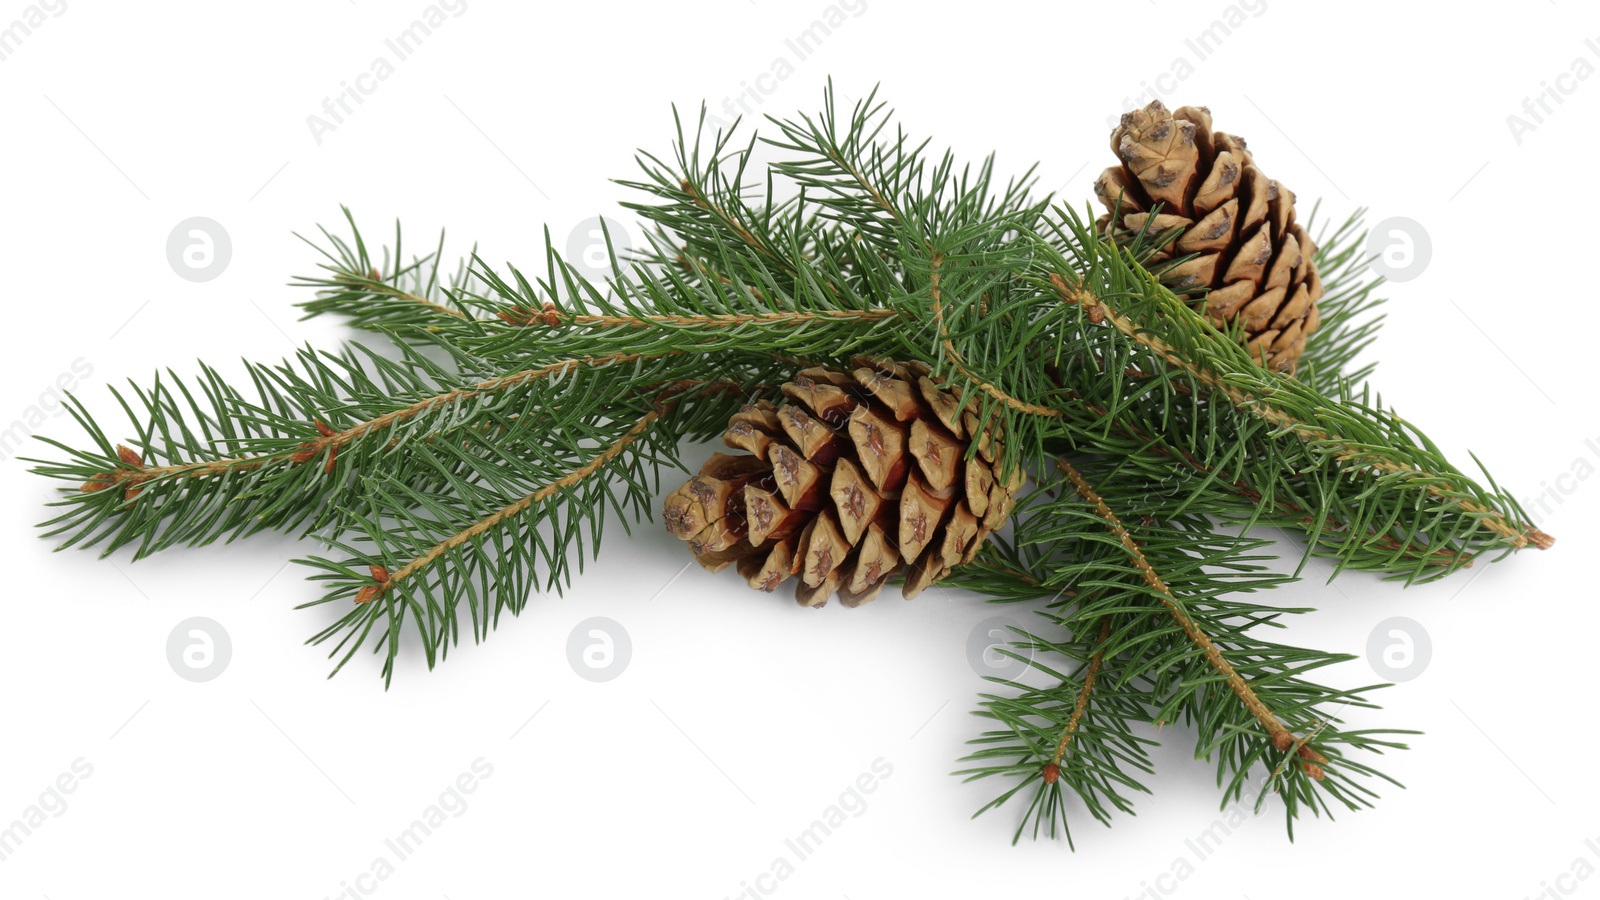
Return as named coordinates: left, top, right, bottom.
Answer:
left=959, top=608, right=1157, bottom=847
left=1055, top=458, right=1327, bottom=777
left=30, top=345, right=699, bottom=558
left=92, top=353, right=660, bottom=489
left=1045, top=373, right=1466, bottom=571
left=293, top=208, right=489, bottom=331
left=348, top=407, right=663, bottom=608
left=343, top=274, right=469, bottom=320
left=1047, top=265, right=1552, bottom=553
left=961, top=457, right=1409, bottom=839
left=299, top=401, right=677, bottom=684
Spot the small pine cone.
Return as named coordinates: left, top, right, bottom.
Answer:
left=1093, top=100, right=1323, bottom=372
left=662, top=357, right=1024, bottom=608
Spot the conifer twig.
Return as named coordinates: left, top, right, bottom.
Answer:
left=1048, top=272, right=1553, bottom=553
left=1055, top=458, right=1328, bottom=778
left=929, top=252, right=1061, bottom=419
left=353, top=408, right=663, bottom=605
left=1045, top=373, right=1467, bottom=569
left=76, top=352, right=671, bottom=493
left=334, top=271, right=469, bottom=319
left=507, top=308, right=900, bottom=330
left=1045, top=616, right=1113, bottom=781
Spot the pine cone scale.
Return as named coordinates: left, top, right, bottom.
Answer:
left=662, top=358, right=1022, bottom=607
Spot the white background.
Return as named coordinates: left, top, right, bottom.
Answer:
left=2, top=1, right=1595, bottom=897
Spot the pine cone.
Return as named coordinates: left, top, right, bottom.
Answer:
left=1094, top=100, right=1323, bottom=372
left=663, top=357, right=1023, bottom=608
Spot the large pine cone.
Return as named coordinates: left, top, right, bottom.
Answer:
left=1094, top=100, right=1323, bottom=372
left=663, top=357, right=1023, bottom=607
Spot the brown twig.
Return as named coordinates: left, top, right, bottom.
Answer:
left=502, top=308, right=899, bottom=330
left=1045, top=616, right=1114, bottom=782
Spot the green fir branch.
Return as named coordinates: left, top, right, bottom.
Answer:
left=31, top=82, right=1552, bottom=845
